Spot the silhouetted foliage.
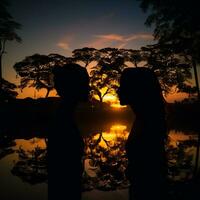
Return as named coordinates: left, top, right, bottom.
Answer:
left=11, top=144, right=47, bottom=184
left=90, top=48, right=127, bottom=102
left=48, top=53, right=73, bottom=65
left=0, top=78, right=18, bottom=101
left=83, top=129, right=129, bottom=191
left=14, top=54, right=54, bottom=98
left=0, top=0, right=21, bottom=89
left=122, top=49, right=142, bottom=68
left=13, top=46, right=197, bottom=101
left=72, top=47, right=99, bottom=68
left=141, top=44, right=193, bottom=95
left=138, top=0, right=200, bottom=57
left=138, top=0, right=200, bottom=179
left=72, top=47, right=195, bottom=102
left=138, top=0, right=200, bottom=98
left=14, top=54, right=75, bottom=98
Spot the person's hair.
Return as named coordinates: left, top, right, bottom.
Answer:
left=119, top=67, right=165, bottom=115
left=53, top=63, right=89, bottom=102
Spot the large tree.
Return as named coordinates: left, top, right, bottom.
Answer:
left=141, top=44, right=193, bottom=96
left=0, top=0, right=21, bottom=89
left=14, top=53, right=73, bottom=98
left=138, top=0, right=200, bottom=177
left=14, top=54, right=54, bottom=98
left=89, top=48, right=127, bottom=102
left=138, top=0, right=200, bottom=99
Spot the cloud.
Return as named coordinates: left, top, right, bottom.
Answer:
left=95, top=33, right=153, bottom=42
left=95, top=34, right=124, bottom=41
left=87, top=33, right=153, bottom=49
left=125, top=34, right=153, bottom=41
left=57, top=42, right=70, bottom=50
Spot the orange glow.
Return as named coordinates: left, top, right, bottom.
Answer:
left=16, top=84, right=189, bottom=103
left=164, top=92, right=188, bottom=103
left=14, top=137, right=47, bottom=151
left=168, top=130, right=197, bottom=147
left=17, top=88, right=58, bottom=99
left=93, top=124, right=129, bottom=148
left=103, top=93, right=127, bottom=108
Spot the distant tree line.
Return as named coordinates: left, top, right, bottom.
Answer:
left=1, top=0, right=199, bottom=104
left=13, top=47, right=196, bottom=102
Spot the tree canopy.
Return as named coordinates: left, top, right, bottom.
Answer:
left=13, top=47, right=196, bottom=100
left=14, top=54, right=54, bottom=98
left=72, top=47, right=99, bottom=68
left=137, top=0, right=200, bottom=179
left=89, top=48, right=127, bottom=102
left=14, top=53, right=75, bottom=98
left=0, top=78, right=18, bottom=101
left=0, top=0, right=21, bottom=86
left=0, top=0, right=21, bottom=100
left=138, top=0, right=200, bottom=99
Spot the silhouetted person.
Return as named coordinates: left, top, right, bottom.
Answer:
left=118, top=67, right=168, bottom=200
left=49, top=64, right=89, bottom=200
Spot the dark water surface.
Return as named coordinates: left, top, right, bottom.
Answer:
left=0, top=118, right=199, bottom=199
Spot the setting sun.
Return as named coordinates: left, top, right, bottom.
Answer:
left=103, top=94, right=127, bottom=108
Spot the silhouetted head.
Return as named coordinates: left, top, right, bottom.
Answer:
left=118, top=67, right=164, bottom=114
left=53, top=64, right=89, bottom=105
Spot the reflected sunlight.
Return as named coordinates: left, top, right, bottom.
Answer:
left=14, top=137, right=47, bottom=151
left=93, top=124, right=129, bottom=148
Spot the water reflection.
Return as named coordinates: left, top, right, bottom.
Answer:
left=11, top=138, right=48, bottom=184
left=167, top=131, right=198, bottom=181
left=0, top=123, right=199, bottom=196
left=83, top=124, right=129, bottom=191
left=83, top=124, right=199, bottom=191
left=0, top=136, right=48, bottom=200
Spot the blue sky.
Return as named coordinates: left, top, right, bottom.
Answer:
left=4, top=0, right=192, bottom=102
left=4, top=0, right=154, bottom=85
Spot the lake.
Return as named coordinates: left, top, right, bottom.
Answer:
left=0, top=115, right=199, bottom=200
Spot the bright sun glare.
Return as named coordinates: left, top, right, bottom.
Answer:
left=103, top=94, right=127, bottom=108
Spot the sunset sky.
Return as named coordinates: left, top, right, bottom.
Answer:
left=3, top=0, right=195, bottom=102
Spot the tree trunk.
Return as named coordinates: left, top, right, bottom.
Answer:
left=192, top=59, right=200, bottom=178
left=45, top=88, right=50, bottom=98
left=135, top=61, right=138, bottom=68
left=99, top=95, right=103, bottom=103
left=85, top=61, right=89, bottom=68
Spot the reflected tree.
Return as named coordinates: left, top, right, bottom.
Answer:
left=167, top=137, right=195, bottom=181
left=166, top=135, right=198, bottom=200
left=83, top=130, right=129, bottom=191
left=11, top=139, right=48, bottom=184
